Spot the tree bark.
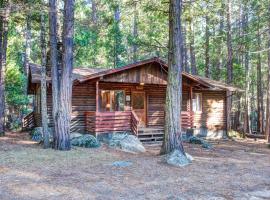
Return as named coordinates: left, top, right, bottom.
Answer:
left=54, top=0, right=75, bottom=150
left=188, top=17, right=197, bottom=75
left=226, top=0, right=233, bottom=133
left=132, top=1, right=138, bottom=63
left=205, top=15, right=210, bottom=78
left=40, top=12, right=49, bottom=148
left=161, top=0, right=185, bottom=155
left=24, top=13, right=31, bottom=94
left=49, top=0, right=60, bottom=145
left=256, top=26, right=264, bottom=135
left=0, top=1, right=9, bottom=136
left=266, top=4, right=270, bottom=142
left=114, top=4, right=121, bottom=68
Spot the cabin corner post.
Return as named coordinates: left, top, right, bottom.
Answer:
left=96, top=81, right=99, bottom=112
left=189, top=86, right=193, bottom=128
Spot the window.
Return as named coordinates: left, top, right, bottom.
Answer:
left=192, top=93, right=202, bottom=112
left=100, top=90, right=125, bottom=111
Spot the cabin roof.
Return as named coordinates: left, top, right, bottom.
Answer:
left=29, top=57, right=242, bottom=92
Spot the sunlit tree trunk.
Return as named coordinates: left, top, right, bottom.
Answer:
left=0, top=1, right=9, bottom=136
left=226, top=0, right=233, bottom=133
left=205, top=15, right=210, bottom=78
left=256, top=26, right=264, bottom=135
left=266, top=4, right=270, bottom=142
left=161, top=0, right=185, bottom=155
left=24, top=13, right=31, bottom=94
left=54, top=0, right=74, bottom=150
left=132, top=1, right=138, bottom=63
left=49, top=0, right=60, bottom=147
left=40, top=12, right=49, bottom=148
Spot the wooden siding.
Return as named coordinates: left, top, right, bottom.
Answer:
left=193, top=90, right=226, bottom=130
left=102, top=63, right=167, bottom=85
left=46, top=82, right=96, bottom=133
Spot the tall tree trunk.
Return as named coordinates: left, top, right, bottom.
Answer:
left=0, top=1, right=9, bottom=136
left=256, top=26, right=264, bottom=134
left=243, top=2, right=250, bottom=134
left=132, top=1, right=138, bottom=63
left=40, top=12, right=49, bottom=148
left=24, top=13, right=31, bottom=93
left=226, top=0, right=233, bottom=133
left=114, top=4, right=121, bottom=68
left=188, top=17, right=197, bottom=75
left=182, top=22, right=189, bottom=73
left=216, top=2, right=225, bottom=80
left=91, top=0, right=98, bottom=65
left=266, top=5, right=270, bottom=142
left=49, top=0, right=60, bottom=146
left=205, top=15, right=210, bottom=78
left=161, top=0, right=185, bottom=154
left=54, top=0, right=74, bottom=150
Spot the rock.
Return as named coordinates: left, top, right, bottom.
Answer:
left=71, top=134, right=100, bottom=148
left=111, top=161, right=133, bottom=167
left=188, top=136, right=213, bottom=149
left=30, top=127, right=53, bottom=142
left=70, top=132, right=83, bottom=140
left=108, top=133, right=146, bottom=153
left=166, top=149, right=192, bottom=167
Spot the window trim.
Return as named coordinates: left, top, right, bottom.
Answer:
left=99, top=90, right=125, bottom=112
left=192, top=93, right=202, bottom=112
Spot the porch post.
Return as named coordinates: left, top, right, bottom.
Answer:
left=96, top=81, right=99, bottom=112
left=189, top=86, right=193, bottom=127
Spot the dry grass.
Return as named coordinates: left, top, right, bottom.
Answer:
left=1, top=132, right=270, bottom=200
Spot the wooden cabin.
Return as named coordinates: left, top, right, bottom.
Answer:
left=26, top=57, right=240, bottom=142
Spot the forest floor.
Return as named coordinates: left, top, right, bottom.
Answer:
left=0, top=132, right=270, bottom=200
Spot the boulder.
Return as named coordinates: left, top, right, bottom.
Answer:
left=108, top=133, right=146, bottom=153
left=70, top=134, right=100, bottom=148
left=166, top=149, right=192, bottom=167
left=111, top=161, right=133, bottom=167
left=188, top=136, right=213, bottom=149
left=30, top=127, right=53, bottom=142
left=70, top=132, right=83, bottom=140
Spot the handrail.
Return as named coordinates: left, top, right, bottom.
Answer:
left=22, top=111, right=35, bottom=129
left=131, top=110, right=139, bottom=136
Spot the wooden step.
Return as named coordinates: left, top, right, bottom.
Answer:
left=138, top=127, right=164, bottom=143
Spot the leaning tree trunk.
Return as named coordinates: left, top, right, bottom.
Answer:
left=0, top=1, right=9, bottom=136
left=49, top=0, right=60, bottom=145
left=40, top=11, right=49, bottom=148
left=161, top=0, right=185, bottom=155
left=54, top=0, right=75, bottom=150
left=226, top=0, right=233, bottom=133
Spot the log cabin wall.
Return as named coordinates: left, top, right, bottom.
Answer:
left=45, top=82, right=96, bottom=133
left=193, top=90, right=227, bottom=131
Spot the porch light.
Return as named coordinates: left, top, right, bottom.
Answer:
left=140, top=82, right=144, bottom=86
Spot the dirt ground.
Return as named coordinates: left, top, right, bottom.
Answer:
left=0, top=132, right=270, bottom=200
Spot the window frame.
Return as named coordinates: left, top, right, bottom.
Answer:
left=99, top=90, right=125, bottom=112
left=192, top=93, right=202, bottom=112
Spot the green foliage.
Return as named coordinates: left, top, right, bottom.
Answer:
left=5, top=63, right=29, bottom=107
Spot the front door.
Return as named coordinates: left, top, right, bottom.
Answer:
left=132, top=91, right=146, bottom=127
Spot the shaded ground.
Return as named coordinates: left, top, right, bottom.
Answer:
left=1, top=132, right=270, bottom=200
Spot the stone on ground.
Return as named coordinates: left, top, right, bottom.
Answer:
left=30, top=127, right=53, bottom=142
left=166, top=149, right=192, bottom=167
left=188, top=136, right=213, bottom=149
left=111, top=161, right=133, bottom=167
left=108, top=133, right=146, bottom=153
left=71, top=134, right=100, bottom=148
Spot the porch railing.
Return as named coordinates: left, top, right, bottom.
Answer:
left=22, top=111, right=35, bottom=130
left=85, top=111, right=139, bottom=135
left=181, top=111, right=194, bottom=129
left=131, top=110, right=139, bottom=136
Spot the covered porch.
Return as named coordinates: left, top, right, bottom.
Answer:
left=85, top=80, right=197, bottom=140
